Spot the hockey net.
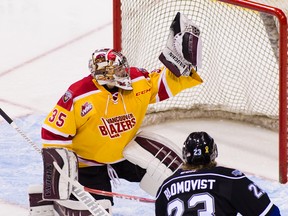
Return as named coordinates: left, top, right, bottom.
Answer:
left=113, top=0, right=288, bottom=183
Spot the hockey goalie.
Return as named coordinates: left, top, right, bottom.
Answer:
left=28, top=12, right=203, bottom=215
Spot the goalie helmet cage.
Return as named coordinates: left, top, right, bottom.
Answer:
left=113, top=0, right=288, bottom=183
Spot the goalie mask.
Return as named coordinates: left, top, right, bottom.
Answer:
left=89, top=48, right=132, bottom=90
left=182, top=131, right=218, bottom=165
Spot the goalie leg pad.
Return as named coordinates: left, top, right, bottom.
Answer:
left=123, top=131, right=183, bottom=196
left=42, top=148, right=78, bottom=200
left=54, top=199, right=112, bottom=216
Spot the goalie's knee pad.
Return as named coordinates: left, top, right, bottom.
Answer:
left=123, top=131, right=183, bottom=196
left=42, top=148, right=78, bottom=200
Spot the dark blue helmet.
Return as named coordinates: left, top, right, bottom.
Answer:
left=182, top=132, right=218, bottom=165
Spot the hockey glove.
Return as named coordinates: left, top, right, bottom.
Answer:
left=159, top=12, right=202, bottom=77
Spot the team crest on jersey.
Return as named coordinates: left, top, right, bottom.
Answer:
left=232, top=169, right=243, bottom=176
left=98, top=113, right=136, bottom=138
left=81, top=102, right=93, bottom=117
left=63, top=90, right=72, bottom=103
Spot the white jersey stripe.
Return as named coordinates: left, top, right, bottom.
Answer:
left=42, top=124, right=73, bottom=138
left=73, top=90, right=100, bottom=102
left=157, top=171, right=246, bottom=198
left=259, top=202, right=273, bottom=216
left=42, top=139, right=72, bottom=145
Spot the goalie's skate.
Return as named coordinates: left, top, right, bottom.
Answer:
left=28, top=185, right=54, bottom=216
left=28, top=184, right=112, bottom=216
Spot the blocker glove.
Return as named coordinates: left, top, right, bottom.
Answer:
left=159, top=12, right=202, bottom=77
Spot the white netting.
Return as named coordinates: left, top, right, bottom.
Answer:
left=118, top=0, right=287, bottom=132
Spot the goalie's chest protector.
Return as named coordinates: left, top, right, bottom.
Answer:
left=69, top=70, right=154, bottom=164
left=44, top=68, right=201, bottom=165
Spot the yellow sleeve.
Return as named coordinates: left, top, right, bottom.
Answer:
left=165, top=67, right=203, bottom=95
left=43, top=105, right=76, bottom=136
left=42, top=104, right=76, bottom=150
left=148, top=67, right=203, bottom=103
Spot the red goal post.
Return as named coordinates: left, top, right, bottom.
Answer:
left=113, top=0, right=288, bottom=183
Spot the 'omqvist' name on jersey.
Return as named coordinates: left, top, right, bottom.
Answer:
left=163, top=179, right=216, bottom=201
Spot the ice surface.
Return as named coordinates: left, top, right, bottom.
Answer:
left=0, top=0, right=287, bottom=215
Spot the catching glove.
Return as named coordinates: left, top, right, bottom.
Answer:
left=159, top=12, right=202, bottom=77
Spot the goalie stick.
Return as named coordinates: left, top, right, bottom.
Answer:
left=53, top=162, right=156, bottom=204
left=0, top=108, right=41, bottom=154
left=0, top=108, right=111, bottom=216
left=86, top=187, right=155, bottom=203
left=53, top=162, right=111, bottom=216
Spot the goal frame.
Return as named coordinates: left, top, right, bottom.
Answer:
left=112, top=0, right=288, bottom=183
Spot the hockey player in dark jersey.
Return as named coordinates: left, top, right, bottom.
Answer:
left=155, top=131, right=281, bottom=216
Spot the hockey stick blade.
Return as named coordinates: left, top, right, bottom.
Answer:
left=84, top=187, right=155, bottom=203
left=53, top=162, right=111, bottom=216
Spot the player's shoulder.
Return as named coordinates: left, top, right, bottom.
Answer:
left=173, top=166, right=246, bottom=180
left=57, top=75, right=99, bottom=107
left=69, top=74, right=98, bottom=91
left=67, top=74, right=100, bottom=97
left=206, top=166, right=246, bottom=179
left=130, top=67, right=149, bottom=80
